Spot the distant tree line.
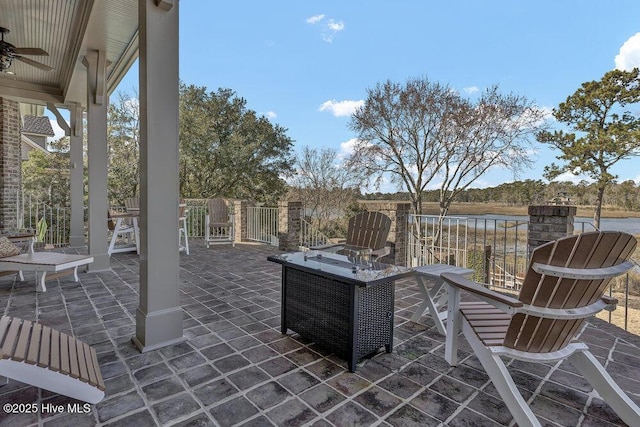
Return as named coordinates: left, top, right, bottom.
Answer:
left=360, top=179, right=640, bottom=212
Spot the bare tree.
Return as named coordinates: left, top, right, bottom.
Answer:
left=289, top=146, right=365, bottom=235
left=348, top=78, right=546, bottom=218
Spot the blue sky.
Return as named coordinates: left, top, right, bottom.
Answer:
left=56, top=0, right=640, bottom=191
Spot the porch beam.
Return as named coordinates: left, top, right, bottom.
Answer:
left=0, top=81, right=64, bottom=105
left=133, top=0, right=184, bottom=352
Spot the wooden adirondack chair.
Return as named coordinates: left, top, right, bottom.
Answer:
left=312, top=211, right=392, bottom=260
left=442, top=231, right=639, bottom=427
left=205, top=198, right=234, bottom=247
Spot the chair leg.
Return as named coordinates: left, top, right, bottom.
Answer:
left=445, top=285, right=462, bottom=365
left=182, top=218, right=189, bottom=255
left=569, top=351, right=640, bottom=426
left=463, top=320, right=541, bottom=427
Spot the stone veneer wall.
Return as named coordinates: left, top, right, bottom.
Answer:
left=528, top=205, right=577, bottom=253
left=357, top=200, right=412, bottom=266
left=278, top=201, right=302, bottom=251
left=233, top=199, right=253, bottom=243
left=0, top=98, right=22, bottom=231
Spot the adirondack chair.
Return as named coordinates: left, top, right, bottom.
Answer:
left=442, top=231, right=639, bottom=427
left=205, top=198, right=234, bottom=247
left=107, top=210, right=139, bottom=255
left=312, top=211, right=392, bottom=260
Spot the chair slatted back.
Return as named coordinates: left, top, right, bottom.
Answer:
left=345, top=211, right=392, bottom=252
left=208, top=198, right=231, bottom=226
left=504, top=231, right=636, bottom=353
left=124, top=197, right=139, bottom=211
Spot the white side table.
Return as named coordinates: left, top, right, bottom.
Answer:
left=411, top=264, right=475, bottom=335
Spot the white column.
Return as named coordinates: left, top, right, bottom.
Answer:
left=133, top=0, right=184, bottom=352
left=83, top=50, right=110, bottom=271
left=69, top=103, right=85, bottom=248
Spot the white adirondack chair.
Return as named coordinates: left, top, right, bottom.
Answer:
left=442, top=231, right=639, bottom=427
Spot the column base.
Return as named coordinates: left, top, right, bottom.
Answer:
left=69, top=235, right=86, bottom=248
left=86, top=253, right=110, bottom=272
left=133, top=306, right=184, bottom=352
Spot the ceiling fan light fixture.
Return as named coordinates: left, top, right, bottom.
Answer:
left=0, top=53, right=13, bottom=72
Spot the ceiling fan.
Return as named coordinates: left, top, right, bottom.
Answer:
left=0, top=26, right=54, bottom=73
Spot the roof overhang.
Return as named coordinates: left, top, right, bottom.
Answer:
left=0, top=0, right=139, bottom=109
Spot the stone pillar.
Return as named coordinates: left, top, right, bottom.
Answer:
left=392, top=203, right=411, bottom=266
left=278, top=201, right=302, bottom=251
left=528, top=205, right=577, bottom=254
left=356, top=200, right=411, bottom=266
left=0, top=98, right=21, bottom=231
left=233, top=200, right=253, bottom=243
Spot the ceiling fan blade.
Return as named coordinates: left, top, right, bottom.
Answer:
left=13, top=47, right=49, bottom=56
left=14, top=55, right=54, bottom=72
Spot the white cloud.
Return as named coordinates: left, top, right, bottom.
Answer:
left=306, top=14, right=344, bottom=42
left=615, top=32, right=640, bottom=71
left=306, top=14, right=325, bottom=24
left=553, top=171, right=594, bottom=185
left=322, top=19, right=345, bottom=43
left=318, top=99, right=364, bottom=117
left=262, top=111, right=277, bottom=119
left=327, top=20, right=344, bottom=32
left=633, top=175, right=640, bottom=185
left=463, top=86, right=479, bottom=95
left=338, top=138, right=359, bottom=158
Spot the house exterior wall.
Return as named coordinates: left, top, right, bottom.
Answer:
left=0, top=97, right=22, bottom=231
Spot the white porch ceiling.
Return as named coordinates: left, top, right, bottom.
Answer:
left=0, top=0, right=138, bottom=107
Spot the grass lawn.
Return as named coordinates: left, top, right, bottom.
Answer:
left=597, top=292, right=640, bottom=336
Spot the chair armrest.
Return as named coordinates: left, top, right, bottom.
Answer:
left=440, top=272, right=523, bottom=311
left=601, top=295, right=618, bottom=312
left=371, top=246, right=391, bottom=258
left=532, top=260, right=634, bottom=280
left=309, top=243, right=343, bottom=252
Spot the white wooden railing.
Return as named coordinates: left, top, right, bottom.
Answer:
left=299, top=218, right=331, bottom=247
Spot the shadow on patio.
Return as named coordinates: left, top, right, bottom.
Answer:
left=0, top=241, right=639, bottom=426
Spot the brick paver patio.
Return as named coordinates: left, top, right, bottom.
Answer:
left=0, top=241, right=639, bottom=426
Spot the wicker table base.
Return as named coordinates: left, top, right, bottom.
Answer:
left=281, top=267, right=394, bottom=372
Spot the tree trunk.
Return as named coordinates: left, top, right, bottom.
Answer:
left=594, top=185, right=605, bottom=230
left=433, top=200, right=451, bottom=248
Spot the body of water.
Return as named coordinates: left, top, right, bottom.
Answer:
left=460, top=214, right=640, bottom=234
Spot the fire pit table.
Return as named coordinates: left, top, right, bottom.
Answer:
left=268, top=251, right=413, bottom=372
